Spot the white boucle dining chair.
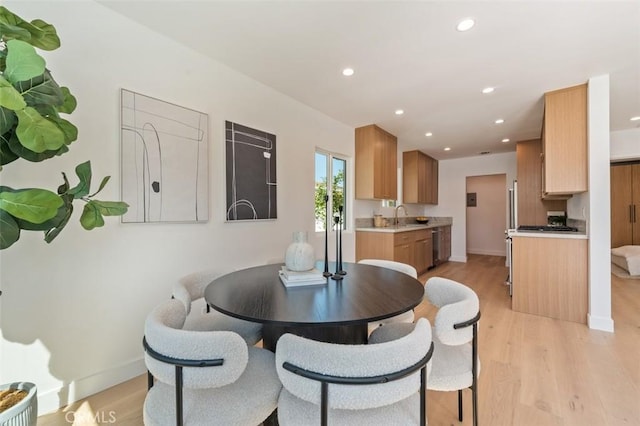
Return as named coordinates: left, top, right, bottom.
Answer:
left=357, top=259, right=421, bottom=333
left=369, top=276, right=481, bottom=426
left=142, top=299, right=282, bottom=426
left=172, top=269, right=262, bottom=345
left=275, top=317, right=434, bottom=426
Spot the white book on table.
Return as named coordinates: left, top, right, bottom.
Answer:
left=279, top=266, right=324, bottom=281
left=279, top=268, right=327, bottom=287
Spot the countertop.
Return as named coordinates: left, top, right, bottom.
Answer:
left=356, top=222, right=451, bottom=233
left=507, top=229, right=588, bottom=240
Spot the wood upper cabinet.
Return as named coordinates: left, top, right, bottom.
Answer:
left=611, top=163, right=640, bottom=247
left=402, top=150, right=438, bottom=204
left=516, top=139, right=566, bottom=225
left=542, top=83, right=588, bottom=195
left=355, top=125, right=397, bottom=200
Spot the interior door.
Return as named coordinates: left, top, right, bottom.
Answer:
left=610, top=164, right=633, bottom=248
left=632, top=164, right=640, bottom=244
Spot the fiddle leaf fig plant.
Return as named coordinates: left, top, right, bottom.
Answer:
left=0, top=6, right=128, bottom=249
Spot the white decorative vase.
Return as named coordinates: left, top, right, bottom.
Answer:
left=285, top=231, right=315, bottom=271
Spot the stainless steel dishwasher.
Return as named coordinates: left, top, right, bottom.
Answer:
left=431, top=228, right=441, bottom=266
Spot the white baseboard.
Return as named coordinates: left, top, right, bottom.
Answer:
left=38, top=357, right=146, bottom=415
left=466, top=249, right=507, bottom=256
left=449, top=255, right=467, bottom=263
left=587, top=314, right=615, bottom=332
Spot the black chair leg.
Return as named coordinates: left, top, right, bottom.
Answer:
left=147, top=371, right=154, bottom=390
left=458, top=389, right=463, bottom=421
left=472, top=385, right=478, bottom=426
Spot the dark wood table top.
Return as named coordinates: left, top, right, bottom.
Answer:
left=204, top=261, right=425, bottom=327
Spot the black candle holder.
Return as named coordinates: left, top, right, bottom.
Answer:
left=322, top=195, right=332, bottom=277
left=336, top=205, right=346, bottom=275
left=331, top=213, right=343, bottom=280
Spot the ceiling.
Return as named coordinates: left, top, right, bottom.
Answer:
left=99, top=1, right=640, bottom=160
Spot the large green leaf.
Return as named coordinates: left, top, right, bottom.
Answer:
left=92, top=200, right=129, bottom=216
left=0, top=187, right=63, bottom=223
left=0, top=134, right=18, bottom=165
left=4, top=40, right=46, bottom=83
left=49, top=117, right=77, bottom=145
left=28, top=19, right=60, bottom=51
left=80, top=201, right=104, bottom=230
left=6, top=130, right=66, bottom=162
left=0, top=106, right=17, bottom=134
left=0, top=209, right=20, bottom=249
left=0, top=76, right=27, bottom=110
left=15, top=106, right=65, bottom=152
left=15, top=70, right=64, bottom=107
left=0, top=7, right=60, bottom=51
left=44, top=202, right=73, bottom=243
left=0, top=7, right=33, bottom=41
left=57, top=87, right=77, bottom=114
left=68, top=161, right=91, bottom=198
left=15, top=202, right=69, bottom=231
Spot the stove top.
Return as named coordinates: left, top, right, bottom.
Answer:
left=517, top=225, right=578, bottom=232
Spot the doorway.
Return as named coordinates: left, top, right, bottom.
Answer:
left=466, top=174, right=507, bottom=256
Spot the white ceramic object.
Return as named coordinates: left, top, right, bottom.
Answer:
left=285, top=231, right=315, bottom=271
left=0, top=382, right=37, bottom=426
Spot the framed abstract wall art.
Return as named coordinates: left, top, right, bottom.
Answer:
left=120, top=89, right=208, bottom=223
left=225, top=121, right=277, bottom=221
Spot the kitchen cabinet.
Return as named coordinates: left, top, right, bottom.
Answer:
left=511, top=235, right=587, bottom=324
left=516, top=139, right=567, bottom=225
left=356, top=228, right=433, bottom=274
left=414, top=230, right=433, bottom=273
left=611, top=163, right=640, bottom=247
left=402, top=150, right=438, bottom=204
left=542, top=83, right=588, bottom=196
left=355, top=124, right=397, bottom=200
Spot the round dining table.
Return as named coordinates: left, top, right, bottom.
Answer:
left=204, top=261, right=425, bottom=351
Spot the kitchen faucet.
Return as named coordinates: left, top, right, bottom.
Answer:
left=394, top=204, right=408, bottom=227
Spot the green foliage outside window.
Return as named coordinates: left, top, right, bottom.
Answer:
left=314, top=168, right=344, bottom=230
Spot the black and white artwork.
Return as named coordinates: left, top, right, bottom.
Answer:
left=120, top=89, right=208, bottom=223
left=225, top=121, right=277, bottom=221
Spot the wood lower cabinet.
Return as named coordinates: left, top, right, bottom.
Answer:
left=403, top=150, right=438, bottom=204
left=542, top=83, right=588, bottom=195
left=356, top=229, right=433, bottom=275
left=611, top=163, right=640, bottom=247
left=355, top=124, right=397, bottom=200
left=511, top=236, right=587, bottom=324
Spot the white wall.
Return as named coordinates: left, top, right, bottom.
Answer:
left=586, top=75, right=614, bottom=332
left=610, top=128, right=640, bottom=161
left=0, top=1, right=354, bottom=413
left=422, top=152, right=517, bottom=262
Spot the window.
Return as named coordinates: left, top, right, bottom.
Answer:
left=315, top=150, right=347, bottom=231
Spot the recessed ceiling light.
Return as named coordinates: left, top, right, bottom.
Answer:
left=444, top=147, right=451, bottom=151
left=342, top=68, right=354, bottom=77
left=425, top=132, right=433, bottom=137
left=395, top=109, right=404, bottom=115
left=495, top=119, right=504, bottom=124
left=482, top=87, right=495, bottom=94
left=456, top=18, right=475, bottom=32
left=502, top=138, right=510, bottom=143
left=631, top=116, right=640, bottom=121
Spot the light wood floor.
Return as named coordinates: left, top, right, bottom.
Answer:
left=38, top=254, right=640, bottom=426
